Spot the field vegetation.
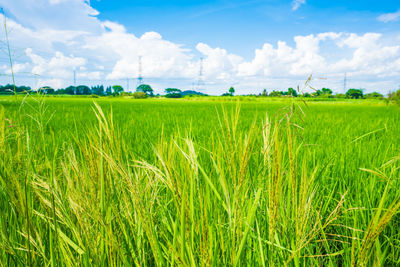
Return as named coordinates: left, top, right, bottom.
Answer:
left=0, top=95, right=399, bottom=266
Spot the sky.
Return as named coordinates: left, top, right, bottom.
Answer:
left=0, top=0, right=399, bottom=95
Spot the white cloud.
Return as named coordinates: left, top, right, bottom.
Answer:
left=196, top=43, right=243, bottom=80
left=292, top=0, right=306, bottom=11
left=1, top=0, right=400, bottom=94
left=378, top=10, right=400, bottom=23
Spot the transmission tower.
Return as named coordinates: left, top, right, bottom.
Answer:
left=197, top=57, right=205, bottom=91
left=137, top=56, right=143, bottom=87
left=343, top=72, right=347, bottom=92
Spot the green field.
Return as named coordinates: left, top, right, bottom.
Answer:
left=0, top=96, right=399, bottom=266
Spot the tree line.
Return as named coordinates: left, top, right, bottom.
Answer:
left=245, top=87, right=386, bottom=99
left=0, top=83, right=397, bottom=101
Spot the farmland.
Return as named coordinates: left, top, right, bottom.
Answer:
left=0, top=96, right=399, bottom=266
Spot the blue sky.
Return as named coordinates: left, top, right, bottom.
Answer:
left=91, top=0, right=400, bottom=57
left=0, top=0, right=400, bottom=94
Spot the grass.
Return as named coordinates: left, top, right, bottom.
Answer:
left=0, top=95, right=399, bottom=266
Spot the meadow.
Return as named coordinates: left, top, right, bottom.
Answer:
left=0, top=95, right=399, bottom=266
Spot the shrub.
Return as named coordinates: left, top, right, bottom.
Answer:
left=335, top=93, right=346, bottom=99
left=165, top=93, right=182, bottom=98
left=389, top=89, right=400, bottom=106
left=365, top=92, right=384, bottom=99
left=132, top=92, right=148, bottom=99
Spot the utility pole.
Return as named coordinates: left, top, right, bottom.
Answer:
left=197, top=57, right=204, bottom=91
left=137, top=56, right=143, bottom=87
left=126, top=78, right=129, bottom=92
left=33, top=73, right=39, bottom=91
left=343, top=72, right=347, bottom=93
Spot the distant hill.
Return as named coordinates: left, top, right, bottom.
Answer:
left=181, top=90, right=207, bottom=96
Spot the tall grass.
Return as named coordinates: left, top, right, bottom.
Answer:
left=0, top=96, right=399, bottom=265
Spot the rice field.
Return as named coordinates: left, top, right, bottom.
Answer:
left=0, top=95, right=399, bottom=266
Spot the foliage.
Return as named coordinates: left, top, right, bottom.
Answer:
left=321, top=88, right=333, bottom=95
left=132, top=91, right=148, bottom=99
left=165, top=88, right=181, bottom=94
left=38, top=86, right=55, bottom=94
left=229, top=86, right=235, bottom=96
left=137, top=84, right=154, bottom=95
left=63, top=86, right=76, bottom=95
left=389, top=89, right=400, bottom=105
left=261, top=89, right=268, bottom=97
left=91, top=85, right=104, bottom=96
left=105, top=86, right=112, bottom=96
left=346, top=88, right=364, bottom=99
left=269, top=90, right=281, bottom=97
left=76, top=85, right=91, bottom=95
left=335, top=93, right=346, bottom=99
left=165, top=88, right=182, bottom=98
left=112, top=85, right=124, bottom=96
left=287, top=87, right=298, bottom=97
left=0, top=84, right=31, bottom=94
left=365, top=92, right=384, bottom=99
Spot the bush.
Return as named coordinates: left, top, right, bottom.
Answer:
left=132, top=92, right=148, bottom=99
left=335, top=94, right=346, bottom=99
left=120, top=92, right=132, bottom=97
left=365, top=92, right=384, bottom=99
left=165, top=93, right=182, bottom=98
left=389, top=89, right=400, bottom=106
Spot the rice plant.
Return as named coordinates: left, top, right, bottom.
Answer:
left=0, top=96, right=399, bottom=265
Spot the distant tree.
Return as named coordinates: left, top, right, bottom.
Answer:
left=91, top=85, right=104, bottom=96
left=321, top=88, right=333, bottom=96
left=303, top=92, right=311, bottom=97
left=63, top=86, right=76, bottom=95
left=287, top=87, right=298, bottom=97
left=105, top=86, right=112, bottom=96
left=165, top=88, right=182, bottom=98
left=165, top=88, right=181, bottom=94
left=137, top=84, right=154, bottom=95
left=346, top=89, right=364, bottom=99
left=0, top=84, right=31, bottom=94
left=261, top=89, right=268, bottom=97
left=76, top=85, right=91, bottom=95
left=389, top=89, right=400, bottom=106
left=269, top=90, right=282, bottom=97
left=365, top=92, right=384, bottom=99
left=229, top=87, right=235, bottom=96
left=112, top=85, right=124, bottom=96
left=312, top=89, right=322, bottom=97
left=38, top=86, right=55, bottom=94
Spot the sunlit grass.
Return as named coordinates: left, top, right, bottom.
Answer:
left=0, top=95, right=399, bottom=265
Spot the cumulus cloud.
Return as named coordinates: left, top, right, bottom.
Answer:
left=378, top=10, right=400, bottom=23
left=1, top=0, right=400, bottom=94
left=292, top=0, right=306, bottom=11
